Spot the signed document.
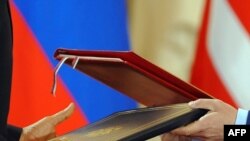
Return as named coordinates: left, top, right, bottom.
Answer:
left=50, top=48, right=212, bottom=140
left=50, top=104, right=208, bottom=141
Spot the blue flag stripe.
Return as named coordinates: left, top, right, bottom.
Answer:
left=13, top=0, right=136, bottom=122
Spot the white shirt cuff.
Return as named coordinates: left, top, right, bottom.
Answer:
left=235, top=108, right=248, bottom=125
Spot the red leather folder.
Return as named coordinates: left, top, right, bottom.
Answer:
left=54, top=48, right=212, bottom=106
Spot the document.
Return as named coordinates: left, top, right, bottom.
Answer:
left=50, top=104, right=208, bottom=141
left=52, top=48, right=212, bottom=106
left=50, top=48, right=212, bottom=141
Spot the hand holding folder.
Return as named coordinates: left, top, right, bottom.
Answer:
left=50, top=48, right=212, bottom=141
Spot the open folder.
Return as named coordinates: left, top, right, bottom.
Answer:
left=50, top=48, right=212, bottom=141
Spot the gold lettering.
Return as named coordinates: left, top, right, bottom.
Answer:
left=86, top=126, right=122, bottom=137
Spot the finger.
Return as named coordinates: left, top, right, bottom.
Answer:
left=162, top=133, right=192, bottom=141
left=161, top=133, right=179, bottom=141
left=45, top=132, right=56, bottom=141
left=188, top=99, right=218, bottom=111
left=171, top=121, right=204, bottom=136
left=50, top=103, right=75, bottom=125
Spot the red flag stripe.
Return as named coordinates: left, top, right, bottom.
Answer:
left=228, top=0, right=250, bottom=35
left=8, top=2, right=88, bottom=134
left=190, top=0, right=237, bottom=107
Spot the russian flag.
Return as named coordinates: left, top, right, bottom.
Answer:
left=8, top=0, right=137, bottom=134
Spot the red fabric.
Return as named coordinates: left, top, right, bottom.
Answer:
left=190, top=0, right=237, bottom=107
left=8, top=3, right=88, bottom=135
left=228, top=0, right=250, bottom=35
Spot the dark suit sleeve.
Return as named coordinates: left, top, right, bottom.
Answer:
left=7, top=125, right=23, bottom=141
left=0, top=0, right=22, bottom=140
left=0, top=126, right=22, bottom=141
left=247, top=111, right=250, bottom=125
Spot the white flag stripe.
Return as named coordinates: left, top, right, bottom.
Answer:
left=207, top=0, right=250, bottom=108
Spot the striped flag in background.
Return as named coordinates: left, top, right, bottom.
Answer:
left=191, top=0, right=250, bottom=108
left=8, top=0, right=136, bottom=134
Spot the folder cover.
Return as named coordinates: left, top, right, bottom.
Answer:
left=50, top=104, right=208, bottom=141
left=50, top=48, right=212, bottom=140
left=53, top=48, right=212, bottom=106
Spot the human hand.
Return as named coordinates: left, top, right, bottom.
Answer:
left=161, top=99, right=237, bottom=141
left=19, top=103, right=75, bottom=141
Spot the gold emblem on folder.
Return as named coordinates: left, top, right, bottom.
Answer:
left=50, top=137, right=70, bottom=141
left=86, top=126, right=122, bottom=137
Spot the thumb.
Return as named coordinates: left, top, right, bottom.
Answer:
left=188, top=99, right=217, bottom=111
left=50, top=103, right=75, bottom=126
